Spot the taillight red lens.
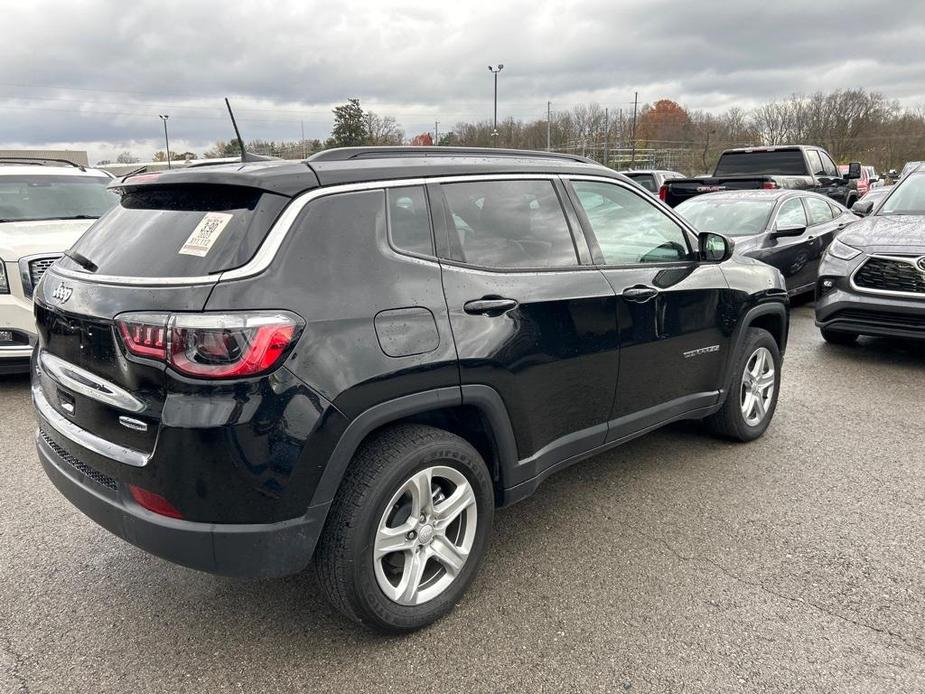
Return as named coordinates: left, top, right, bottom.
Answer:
left=115, top=311, right=301, bottom=379
left=129, top=484, right=183, bottom=519
left=761, top=182, right=778, bottom=190
left=117, top=313, right=169, bottom=359
left=658, top=185, right=668, bottom=201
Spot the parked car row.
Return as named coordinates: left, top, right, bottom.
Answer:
left=669, top=159, right=925, bottom=345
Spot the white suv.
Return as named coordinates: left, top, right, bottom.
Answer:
left=0, top=160, right=116, bottom=373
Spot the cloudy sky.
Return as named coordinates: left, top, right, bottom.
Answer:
left=1, top=0, right=923, bottom=163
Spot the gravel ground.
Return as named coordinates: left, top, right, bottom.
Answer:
left=1, top=304, right=923, bottom=693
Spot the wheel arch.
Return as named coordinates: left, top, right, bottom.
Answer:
left=308, top=386, right=519, bottom=509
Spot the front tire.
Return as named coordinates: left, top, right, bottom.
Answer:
left=315, top=424, right=494, bottom=633
left=706, top=328, right=781, bottom=442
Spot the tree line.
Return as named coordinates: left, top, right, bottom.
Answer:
left=106, top=89, right=924, bottom=174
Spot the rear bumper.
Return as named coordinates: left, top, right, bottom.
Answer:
left=36, top=425, right=329, bottom=578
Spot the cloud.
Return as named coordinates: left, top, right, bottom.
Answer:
left=2, top=0, right=923, bottom=163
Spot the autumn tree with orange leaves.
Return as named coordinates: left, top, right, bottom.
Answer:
left=636, top=99, right=690, bottom=144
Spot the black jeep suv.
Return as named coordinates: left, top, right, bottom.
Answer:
left=32, top=147, right=789, bottom=632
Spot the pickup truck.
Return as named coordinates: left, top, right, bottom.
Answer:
left=660, top=145, right=861, bottom=208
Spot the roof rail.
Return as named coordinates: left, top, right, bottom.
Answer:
left=307, top=146, right=598, bottom=165
left=0, top=156, right=86, bottom=171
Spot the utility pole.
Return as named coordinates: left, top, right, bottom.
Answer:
left=488, top=64, right=504, bottom=144
left=547, top=101, right=552, bottom=151
left=603, top=107, right=609, bottom=168
left=434, top=120, right=440, bottom=145
left=301, top=120, right=306, bottom=159
left=158, top=114, right=171, bottom=169
left=630, top=91, right=638, bottom=167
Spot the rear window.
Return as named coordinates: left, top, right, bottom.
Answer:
left=59, top=185, right=289, bottom=277
left=713, top=150, right=808, bottom=177
left=625, top=174, right=657, bottom=192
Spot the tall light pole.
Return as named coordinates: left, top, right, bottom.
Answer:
left=158, top=114, right=172, bottom=169
left=488, top=64, right=504, bottom=144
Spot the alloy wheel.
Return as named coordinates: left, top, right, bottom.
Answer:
left=740, top=346, right=775, bottom=426
left=373, top=465, right=478, bottom=606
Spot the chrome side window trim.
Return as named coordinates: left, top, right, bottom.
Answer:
left=47, top=171, right=611, bottom=287
left=39, top=352, right=146, bottom=413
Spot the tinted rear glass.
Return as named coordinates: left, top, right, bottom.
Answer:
left=59, top=185, right=288, bottom=277
left=713, top=151, right=807, bottom=177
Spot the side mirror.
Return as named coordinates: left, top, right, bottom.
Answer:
left=698, top=231, right=734, bottom=262
left=771, top=223, right=807, bottom=238
left=845, top=162, right=862, bottom=180
left=851, top=199, right=874, bottom=216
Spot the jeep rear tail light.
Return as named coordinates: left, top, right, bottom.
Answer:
left=117, top=313, right=169, bottom=359
left=115, top=311, right=302, bottom=379
left=658, top=185, right=668, bottom=201
left=761, top=182, right=778, bottom=190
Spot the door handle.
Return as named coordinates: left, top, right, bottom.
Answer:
left=622, top=285, right=659, bottom=303
left=463, top=298, right=519, bottom=316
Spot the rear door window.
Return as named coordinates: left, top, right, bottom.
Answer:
left=438, top=179, right=579, bottom=268
left=58, top=185, right=289, bottom=278
left=806, top=151, right=825, bottom=176
left=776, top=198, right=807, bottom=227
left=804, top=197, right=834, bottom=225
left=387, top=186, right=433, bottom=256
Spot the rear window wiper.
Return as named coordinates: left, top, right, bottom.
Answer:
left=63, top=250, right=98, bottom=273
left=57, top=215, right=101, bottom=220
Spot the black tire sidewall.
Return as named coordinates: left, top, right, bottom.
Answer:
left=346, top=438, right=494, bottom=632
left=729, top=330, right=782, bottom=441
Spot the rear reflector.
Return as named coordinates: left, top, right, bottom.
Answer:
left=761, top=182, right=778, bottom=190
left=129, top=484, right=183, bottom=519
left=115, top=311, right=302, bottom=379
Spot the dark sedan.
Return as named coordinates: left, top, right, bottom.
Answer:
left=676, top=190, right=858, bottom=295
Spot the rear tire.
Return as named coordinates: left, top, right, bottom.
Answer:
left=821, top=328, right=858, bottom=345
left=315, top=424, right=494, bottom=633
left=706, top=328, right=781, bottom=442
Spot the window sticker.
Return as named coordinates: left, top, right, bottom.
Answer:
left=178, top=212, right=233, bottom=256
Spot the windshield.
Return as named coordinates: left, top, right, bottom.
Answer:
left=878, top=174, right=925, bottom=215
left=0, top=175, right=116, bottom=222
left=713, top=150, right=807, bottom=177
left=675, top=197, right=775, bottom=236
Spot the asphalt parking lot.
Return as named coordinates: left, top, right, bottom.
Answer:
left=1, top=303, right=923, bottom=693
